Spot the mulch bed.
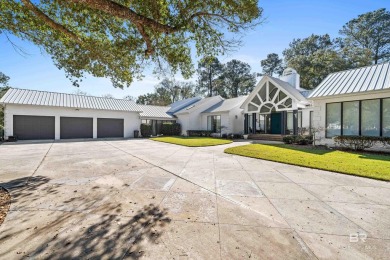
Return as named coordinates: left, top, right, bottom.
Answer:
left=0, top=187, right=11, bottom=226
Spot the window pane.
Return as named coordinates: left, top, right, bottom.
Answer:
left=216, top=116, right=221, bottom=133
left=259, top=114, right=265, bottom=133
left=342, top=101, right=359, bottom=135
left=383, top=99, right=390, bottom=137
left=326, top=103, right=341, bottom=137
left=361, top=99, right=380, bottom=136
left=287, top=112, right=293, bottom=133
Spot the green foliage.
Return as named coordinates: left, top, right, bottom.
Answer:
left=282, top=135, right=312, bottom=145
left=160, top=123, right=181, bottom=136
left=151, top=136, right=232, bottom=147
left=187, top=130, right=213, bottom=137
left=196, top=56, right=224, bottom=97
left=0, top=0, right=262, bottom=88
left=339, top=8, right=390, bottom=64
left=282, top=9, right=390, bottom=89
left=140, top=123, right=153, bottom=137
left=136, top=78, right=196, bottom=105
left=0, top=73, right=10, bottom=136
left=0, top=72, right=10, bottom=87
left=283, top=34, right=352, bottom=89
left=218, top=59, right=256, bottom=98
left=334, top=135, right=380, bottom=151
left=225, top=144, right=390, bottom=181
left=260, top=53, right=285, bottom=76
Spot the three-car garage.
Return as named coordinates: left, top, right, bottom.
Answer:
left=13, top=115, right=125, bottom=140
left=1, top=88, right=142, bottom=140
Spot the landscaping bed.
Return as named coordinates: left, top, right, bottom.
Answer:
left=0, top=187, right=11, bottom=226
left=151, top=136, right=232, bottom=147
left=225, top=144, right=390, bottom=181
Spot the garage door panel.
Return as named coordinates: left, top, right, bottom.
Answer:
left=97, top=118, right=124, bottom=138
left=13, top=115, right=55, bottom=140
left=60, top=117, right=93, bottom=139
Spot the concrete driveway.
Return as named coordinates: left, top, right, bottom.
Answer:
left=0, top=139, right=389, bottom=259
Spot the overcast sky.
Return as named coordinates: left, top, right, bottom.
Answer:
left=0, top=0, right=388, bottom=98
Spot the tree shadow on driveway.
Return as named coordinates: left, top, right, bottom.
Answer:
left=0, top=176, right=171, bottom=259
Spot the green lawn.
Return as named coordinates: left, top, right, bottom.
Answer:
left=225, top=144, right=390, bottom=181
left=151, top=136, right=232, bottom=147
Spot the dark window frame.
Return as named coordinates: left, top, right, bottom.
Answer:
left=325, top=97, right=388, bottom=139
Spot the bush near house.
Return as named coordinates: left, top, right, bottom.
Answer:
left=187, top=130, right=212, bottom=137
left=140, top=124, right=153, bottom=137
left=283, top=135, right=313, bottom=145
left=161, top=123, right=181, bottom=136
left=334, top=135, right=390, bottom=151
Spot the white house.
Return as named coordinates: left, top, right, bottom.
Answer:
left=308, top=62, right=390, bottom=145
left=1, top=63, right=389, bottom=144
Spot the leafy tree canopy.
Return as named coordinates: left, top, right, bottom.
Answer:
left=136, top=78, right=196, bottom=105
left=260, top=53, right=284, bottom=76
left=219, top=59, right=256, bottom=98
left=0, top=0, right=262, bottom=88
left=339, top=8, right=390, bottom=64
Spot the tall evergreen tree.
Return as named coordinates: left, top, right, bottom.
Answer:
left=339, top=8, right=390, bottom=64
left=260, top=53, right=285, bottom=76
left=197, top=57, right=224, bottom=97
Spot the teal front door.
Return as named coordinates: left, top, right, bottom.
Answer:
left=270, top=113, right=282, bottom=134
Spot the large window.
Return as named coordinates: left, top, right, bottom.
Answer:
left=361, top=99, right=380, bottom=136
left=287, top=111, right=302, bottom=134
left=383, top=99, right=390, bottom=137
left=326, top=103, right=341, bottom=138
left=207, top=115, right=221, bottom=133
left=326, top=98, right=389, bottom=138
left=342, top=101, right=359, bottom=136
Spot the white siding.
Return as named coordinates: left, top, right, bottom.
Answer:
left=3, top=104, right=140, bottom=140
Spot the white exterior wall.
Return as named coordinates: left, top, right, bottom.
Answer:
left=310, top=90, right=390, bottom=146
left=175, top=98, right=222, bottom=136
left=3, top=104, right=141, bottom=139
left=176, top=114, right=190, bottom=135
left=201, top=112, right=230, bottom=135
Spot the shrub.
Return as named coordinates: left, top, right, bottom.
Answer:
left=283, top=135, right=296, bottom=144
left=160, top=123, right=181, bottom=136
left=140, top=124, right=152, bottom=137
left=334, top=135, right=379, bottom=151
left=187, top=130, right=212, bottom=137
left=380, top=137, right=390, bottom=146
left=283, top=135, right=313, bottom=145
left=221, top=133, right=228, bottom=139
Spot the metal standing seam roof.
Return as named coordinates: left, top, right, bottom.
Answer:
left=174, top=96, right=223, bottom=115
left=138, top=105, right=174, bottom=119
left=166, top=96, right=202, bottom=114
left=309, top=62, right=390, bottom=98
left=0, top=88, right=143, bottom=112
left=202, top=95, right=247, bottom=113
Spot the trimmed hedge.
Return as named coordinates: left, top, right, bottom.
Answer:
left=187, top=130, right=212, bottom=137
left=283, top=135, right=313, bottom=145
left=161, top=123, right=181, bottom=136
left=333, top=135, right=390, bottom=151
left=140, top=124, right=153, bottom=137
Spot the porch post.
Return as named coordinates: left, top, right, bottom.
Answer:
left=281, top=111, right=286, bottom=135
left=293, top=110, right=298, bottom=135
left=252, top=113, right=257, bottom=134
left=244, top=114, right=249, bottom=134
